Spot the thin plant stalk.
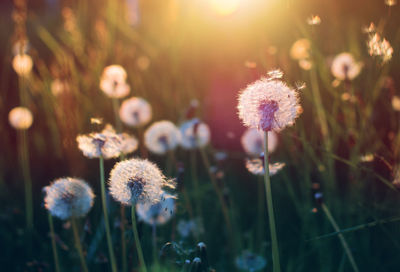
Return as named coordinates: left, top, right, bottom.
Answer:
left=131, top=204, right=147, bottom=272
left=71, top=218, right=89, bottom=272
left=263, top=132, right=281, bottom=272
left=112, top=98, right=123, bottom=132
left=120, top=206, right=127, bottom=272
left=152, top=223, right=158, bottom=264
left=190, top=151, right=203, bottom=220
left=99, top=156, right=118, bottom=272
left=199, top=148, right=232, bottom=233
left=18, top=130, right=33, bottom=232
left=48, top=213, right=61, bottom=272
left=321, top=203, right=359, bottom=272
left=257, top=176, right=265, bottom=251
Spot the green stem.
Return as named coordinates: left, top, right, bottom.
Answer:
left=19, top=130, right=33, bottom=232
left=257, top=176, right=265, bottom=251
left=121, top=206, right=127, bottom=272
left=321, top=203, right=359, bottom=272
left=112, top=98, right=123, bottom=132
left=263, top=132, right=281, bottom=272
left=199, top=148, right=232, bottom=233
left=71, top=218, right=89, bottom=272
left=131, top=204, right=147, bottom=272
left=190, top=151, right=203, bottom=220
left=48, top=213, right=61, bottom=272
left=99, top=157, right=118, bottom=272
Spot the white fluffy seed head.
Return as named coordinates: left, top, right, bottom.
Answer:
left=100, top=65, right=130, bottom=98
left=241, top=128, right=278, bottom=156
left=12, top=54, right=33, bottom=76
left=108, top=158, right=176, bottom=206
left=237, top=74, right=301, bottom=132
left=8, top=107, right=33, bottom=130
left=119, top=97, right=152, bottom=127
left=44, top=177, right=94, bottom=220
left=76, top=125, right=122, bottom=159
left=136, top=191, right=175, bottom=225
left=331, top=52, right=362, bottom=80
left=245, top=159, right=285, bottom=176
left=179, top=118, right=211, bottom=149
left=144, top=121, right=181, bottom=155
left=119, top=133, right=139, bottom=155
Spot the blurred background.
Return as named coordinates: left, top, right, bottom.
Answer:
left=1, top=0, right=400, bottom=271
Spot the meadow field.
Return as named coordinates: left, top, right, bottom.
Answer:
left=1, top=0, right=400, bottom=271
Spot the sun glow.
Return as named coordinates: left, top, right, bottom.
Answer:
left=208, top=0, right=241, bottom=16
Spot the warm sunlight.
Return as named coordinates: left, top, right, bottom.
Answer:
left=208, top=0, right=241, bottom=16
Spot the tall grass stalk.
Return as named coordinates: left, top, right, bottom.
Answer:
left=48, top=213, right=61, bottom=272
left=71, top=218, right=89, bottom=272
left=321, top=203, right=359, bottom=272
left=263, top=131, right=281, bottom=272
left=99, top=156, right=118, bottom=272
left=131, top=205, right=147, bottom=272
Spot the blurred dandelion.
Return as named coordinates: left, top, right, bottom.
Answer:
left=245, top=159, right=285, bottom=176
left=119, top=97, right=152, bottom=127
left=12, top=54, right=33, bottom=76
left=44, top=177, right=94, bottom=220
left=237, top=71, right=301, bottom=131
left=119, top=132, right=139, bottom=155
left=177, top=218, right=204, bottom=238
left=51, top=79, right=70, bottom=96
left=331, top=53, right=362, bottom=80
left=385, top=0, right=397, bottom=6
left=180, top=118, right=211, bottom=149
left=137, top=56, right=151, bottom=71
left=360, top=154, right=374, bottom=162
left=299, top=59, right=313, bottom=70
left=136, top=191, right=175, bottom=225
left=144, top=121, right=181, bottom=155
left=100, top=65, right=130, bottom=99
left=392, top=96, right=400, bottom=111
left=9, top=106, right=33, bottom=130
left=307, top=15, right=321, bottom=25
left=76, top=125, right=122, bottom=159
left=290, top=39, right=311, bottom=61
left=241, top=128, right=278, bottom=156
left=367, top=33, right=393, bottom=63
left=109, top=158, right=176, bottom=206
left=235, top=250, right=267, bottom=272
left=44, top=178, right=93, bottom=272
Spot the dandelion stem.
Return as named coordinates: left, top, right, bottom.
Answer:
left=99, top=156, right=118, bottom=272
left=263, top=131, right=281, bottom=272
left=48, top=213, right=61, bottom=272
left=321, top=203, right=359, bottom=272
left=199, top=148, right=233, bottom=235
left=152, top=223, right=158, bottom=264
left=18, top=129, right=33, bottom=235
left=120, top=206, right=128, bottom=272
left=131, top=204, right=147, bottom=272
left=190, top=151, right=203, bottom=220
left=71, top=218, right=89, bottom=272
left=112, top=98, right=123, bottom=132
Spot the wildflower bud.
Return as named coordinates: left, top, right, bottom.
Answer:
left=196, top=242, right=209, bottom=270
left=190, top=257, right=202, bottom=272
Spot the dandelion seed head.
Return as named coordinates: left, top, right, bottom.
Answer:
left=179, top=119, right=211, bottom=149
left=51, top=79, right=70, bottom=96
left=241, top=128, right=278, bottom=156
left=76, top=125, right=122, bottom=159
left=119, top=133, right=139, bottom=155
left=235, top=251, right=267, bottom=272
left=245, top=159, right=285, bottom=176
left=12, top=54, right=33, bottom=76
left=290, top=39, right=311, bottom=60
left=136, top=191, right=175, bottom=225
left=237, top=76, right=301, bottom=132
left=100, top=65, right=130, bottom=98
left=367, top=33, right=393, bottom=63
left=8, top=107, right=33, bottom=130
left=267, top=69, right=283, bottom=80
left=136, top=56, right=151, bottom=71
left=119, top=97, right=152, bottom=127
left=362, top=22, right=376, bottom=34
left=108, top=158, right=176, bottom=206
left=331, top=52, right=362, bottom=80
left=44, top=177, right=94, bottom=220
left=144, top=121, right=181, bottom=155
